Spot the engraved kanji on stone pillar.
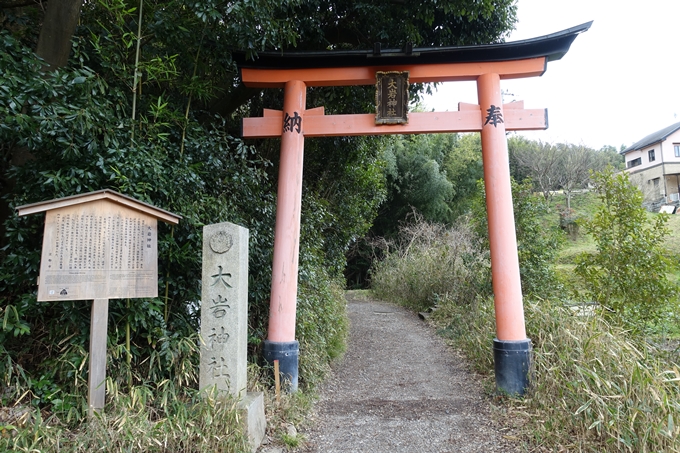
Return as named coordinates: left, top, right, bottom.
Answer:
left=199, top=222, right=249, bottom=396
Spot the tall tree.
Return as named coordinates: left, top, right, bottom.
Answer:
left=373, top=134, right=455, bottom=236
left=555, top=143, right=594, bottom=210
left=291, top=0, right=516, bottom=49
left=35, top=0, right=82, bottom=69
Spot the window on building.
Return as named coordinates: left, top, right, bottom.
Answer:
left=627, top=157, right=642, bottom=168
left=648, top=149, right=656, bottom=162
left=675, top=144, right=680, bottom=157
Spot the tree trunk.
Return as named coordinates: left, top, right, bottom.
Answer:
left=1, top=0, right=82, bottom=248
left=566, top=190, right=572, bottom=210
left=35, top=0, right=82, bottom=69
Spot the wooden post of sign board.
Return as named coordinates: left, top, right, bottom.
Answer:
left=88, top=298, right=109, bottom=416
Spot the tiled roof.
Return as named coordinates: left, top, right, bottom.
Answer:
left=621, top=122, right=680, bottom=154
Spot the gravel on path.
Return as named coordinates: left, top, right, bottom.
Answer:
left=297, top=293, right=520, bottom=453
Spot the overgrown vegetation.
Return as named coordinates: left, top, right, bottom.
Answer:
left=0, top=1, right=522, bottom=449
left=370, top=166, right=680, bottom=452
left=370, top=215, right=489, bottom=311
left=432, top=297, right=680, bottom=452
left=351, top=131, right=622, bottom=287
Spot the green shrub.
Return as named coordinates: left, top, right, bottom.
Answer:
left=575, top=167, right=679, bottom=324
left=0, top=27, right=363, bottom=445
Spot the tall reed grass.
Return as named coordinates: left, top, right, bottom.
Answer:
left=370, top=218, right=489, bottom=311
left=370, top=217, right=680, bottom=452
left=433, top=297, right=680, bottom=452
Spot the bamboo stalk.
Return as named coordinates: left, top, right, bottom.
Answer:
left=130, top=0, right=144, bottom=143
left=179, top=29, right=205, bottom=158
left=163, top=225, right=174, bottom=323
left=274, top=360, right=281, bottom=405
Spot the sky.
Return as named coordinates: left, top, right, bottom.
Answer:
left=424, top=0, right=680, bottom=151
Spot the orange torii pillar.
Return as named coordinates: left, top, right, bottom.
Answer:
left=477, top=73, right=531, bottom=395
left=262, top=80, right=307, bottom=391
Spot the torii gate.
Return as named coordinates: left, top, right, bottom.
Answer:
left=235, top=22, right=591, bottom=395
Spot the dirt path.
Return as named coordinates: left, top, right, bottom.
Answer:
left=298, top=293, right=519, bottom=453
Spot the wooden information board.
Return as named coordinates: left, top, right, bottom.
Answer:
left=17, top=189, right=181, bottom=416
left=38, top=201, right=159, bottom=301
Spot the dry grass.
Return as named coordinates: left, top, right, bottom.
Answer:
left=370, top=218, right=489, bottom=311
left=431, top=296, right=680, bottom=452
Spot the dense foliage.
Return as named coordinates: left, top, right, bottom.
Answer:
left=275, top=0, right=518, bottom=50
left=0, top=1, right=519, bottom=437
left=347, top=132, right=484, bottom=286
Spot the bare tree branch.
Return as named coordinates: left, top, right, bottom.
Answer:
left=513, top=140, right=561, bottom=202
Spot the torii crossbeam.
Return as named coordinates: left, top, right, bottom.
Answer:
left=235, top=22, right=591, bottom=394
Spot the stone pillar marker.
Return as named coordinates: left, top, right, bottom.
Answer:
left=199, top=221, right=265, bottom=452
left=200, top=222, right=248, bottom=395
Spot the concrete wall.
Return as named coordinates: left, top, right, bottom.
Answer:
left=627, top=162, right=680, bottom=201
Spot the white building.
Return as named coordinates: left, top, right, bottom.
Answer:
left=621, top=122, right=680, bottom=202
